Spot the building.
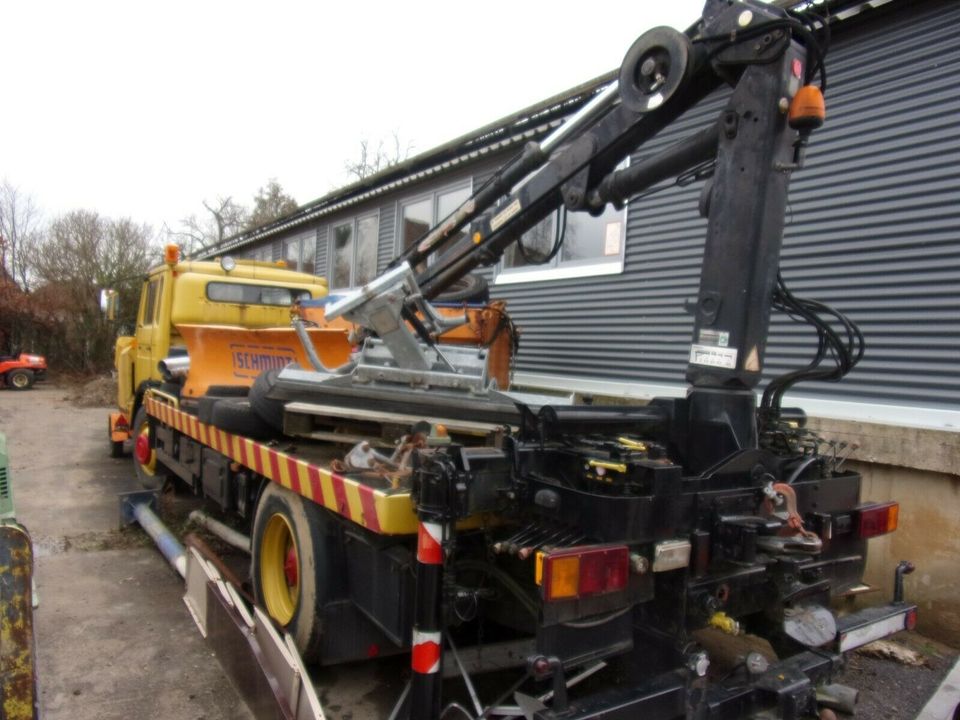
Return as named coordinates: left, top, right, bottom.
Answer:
left=203, top=0, right=960, bottom=642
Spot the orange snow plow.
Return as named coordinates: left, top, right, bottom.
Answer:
left=175, top=324, right=353, bottom=398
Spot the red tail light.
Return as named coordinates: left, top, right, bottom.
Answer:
left=540, top=545, right=629, bottom=602
left=856, top=501, right=899, bottom=538
left=905, top=607, right=918, bottom=631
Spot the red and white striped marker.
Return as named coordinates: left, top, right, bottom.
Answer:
left=417, top=520, right=444, bottom=565
left=411, top=629, right=442, bottom=674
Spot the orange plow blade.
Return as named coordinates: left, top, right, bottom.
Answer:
left=177, top=324, right=353, bottom=398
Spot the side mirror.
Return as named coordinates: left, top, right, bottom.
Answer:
left=100, top=289, right=119, bottom=320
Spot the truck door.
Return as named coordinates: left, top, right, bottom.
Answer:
left=134, top=275, right=163, bottom=389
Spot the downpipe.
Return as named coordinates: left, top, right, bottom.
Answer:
left=188, top=510, right=250, bottom=553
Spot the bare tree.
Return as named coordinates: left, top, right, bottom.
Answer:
left=246, top=179, right=297, bottom=231
left=344, top=132, right=413, bottom=181
left=0, top=180, right=42, bottom=291
left=173, top=196, right=248, bottom=256
left=32, top=210, right=157, bottom=372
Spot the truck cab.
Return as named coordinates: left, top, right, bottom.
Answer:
left=110, top=244, right=332, bottom=454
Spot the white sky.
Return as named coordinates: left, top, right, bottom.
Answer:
left=3, top=0, right=705, bottom=234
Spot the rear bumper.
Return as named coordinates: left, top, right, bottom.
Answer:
left=543, top=601, right=917, bottom=720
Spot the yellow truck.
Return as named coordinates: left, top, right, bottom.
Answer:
left=108, top=244, right=346, bottom=487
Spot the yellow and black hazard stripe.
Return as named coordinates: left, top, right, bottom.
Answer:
left=145, top=395, right=418, bottom=536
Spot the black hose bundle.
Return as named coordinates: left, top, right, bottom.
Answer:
left=761, top=271, right=864, bottom=416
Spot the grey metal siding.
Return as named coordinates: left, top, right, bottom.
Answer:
left=377, top=202, right=396, bottom=275
left=496, top=0, right=960, bottom=411
left=315, top=224, right=328, bottom=278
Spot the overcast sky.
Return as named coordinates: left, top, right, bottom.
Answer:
left=3, top=0, right=705, bottom=234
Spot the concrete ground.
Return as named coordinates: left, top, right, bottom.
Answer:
left=0, top=386, right=252, bottom=720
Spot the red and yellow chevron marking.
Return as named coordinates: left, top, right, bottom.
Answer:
left=145, top=396, right=418, bottom=536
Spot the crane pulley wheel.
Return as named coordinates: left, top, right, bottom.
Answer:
left=619, top=27, right=692, bottom=114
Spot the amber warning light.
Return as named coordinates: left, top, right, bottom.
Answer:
left=164, top=243, right=180, bottom=265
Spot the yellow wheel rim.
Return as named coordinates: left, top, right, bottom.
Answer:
left=260, top=514, right=300, bottom=625
left=11, top=373, right=29, bottom=388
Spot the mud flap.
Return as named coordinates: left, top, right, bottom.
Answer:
left=183, top=546, right=326, bottom=720
left=0, top=522, right=38, bottom=720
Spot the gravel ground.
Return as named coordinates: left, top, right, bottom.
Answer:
left=838, top=632, right=958, bottom=719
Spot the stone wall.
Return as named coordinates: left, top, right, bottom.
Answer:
left=807, top=418, right=960, bottom=648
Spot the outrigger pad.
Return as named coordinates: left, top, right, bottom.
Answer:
left=117, top=490, right=159, bottom=528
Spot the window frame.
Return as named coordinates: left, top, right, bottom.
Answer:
left=394, top=180, right=473, bottom=261
left=204, top=281, right=313, bottom=307
left=495, top=159, right=630, bottom=285
left=282, top=236, right=302, bottom=272
left=328, top=210, right=381, bottom=291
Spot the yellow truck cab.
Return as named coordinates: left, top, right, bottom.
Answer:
left=109, top=244, right=332, bottom=457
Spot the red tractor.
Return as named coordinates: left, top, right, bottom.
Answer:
left=0, top=353, right=47, bottom=390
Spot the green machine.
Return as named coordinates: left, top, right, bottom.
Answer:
left=0, top=432, right=38, bottom=720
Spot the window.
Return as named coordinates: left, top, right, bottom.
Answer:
left=498, top=203, right=627, bottom=283
left=245, top=246, right=271, bottom=262
left=206, top=282, right=311, bottom=306
left=140, top=277, right=162, bottom=326
left=330, top=213, right=379, bottom=289
left=301, top=235, right=316, bottom=275
left=399, top=184, right=471, bottom=272
left=498, top=160, right=628, bottom=283
left=283, top=237, right=301, bottom=272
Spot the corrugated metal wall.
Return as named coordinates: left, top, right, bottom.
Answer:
left=377, top=202, right=396, bottom=275
left=315, top=225, right=328, bottom=278
left=495, top=0, right=960, bottom=412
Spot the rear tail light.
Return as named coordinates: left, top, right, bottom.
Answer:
left=538, top=545, right=629, bottom=602
left=856, top=501, right=899, bottom=538
left=905, top=607, right=918, bottom=631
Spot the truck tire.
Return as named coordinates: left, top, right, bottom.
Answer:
left=132, top=406, right=169, bottom=490
left=204, top=385, right=250, bottom=398
left=209, top=399, right=273, bottom=439
left=252, top=482, right=331, bottom=662
left=435, top=273, right=489, bottom=304
left=249, top=369, right=285, bottom=432
left=6, top=369, right=34, bottom=390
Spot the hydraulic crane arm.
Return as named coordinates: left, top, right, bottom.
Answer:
left=402, top=0, right=823, bottom=300
left=326, top=0, right=829, bottom=454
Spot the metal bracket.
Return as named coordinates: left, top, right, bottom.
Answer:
left=117, top=489, right=158, bottom=528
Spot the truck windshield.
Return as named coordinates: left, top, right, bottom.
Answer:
left=206, top=282, right=312, bottom=307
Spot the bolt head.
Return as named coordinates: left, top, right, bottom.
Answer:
left=630, top=554, right=650, bottom=574
left=689, top=651, right=710, bottom=677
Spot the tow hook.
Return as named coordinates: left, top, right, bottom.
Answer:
left=893, top=560, right=915, bottom=603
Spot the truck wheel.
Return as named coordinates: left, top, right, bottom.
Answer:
left=252, top=482, right=329, bottom=662
left=132, top=406, right=168, bottom=490
left=7, top=369, right=34, bottom=390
